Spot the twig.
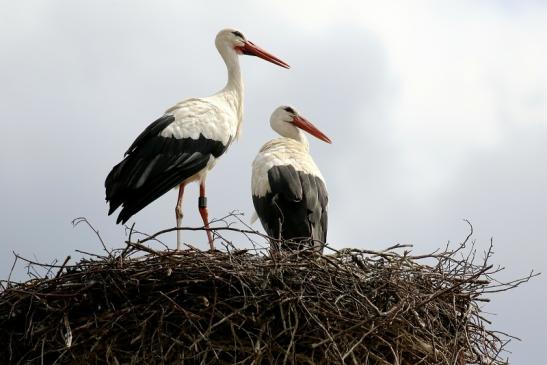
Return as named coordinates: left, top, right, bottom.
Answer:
left=54, top=256, right=71, bottom=279
left=72, top=217, right=111, bottom=256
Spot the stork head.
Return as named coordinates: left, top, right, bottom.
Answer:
left=215, top=29, right=290, bottom=69
left=270, top=106, right=332, bottom=144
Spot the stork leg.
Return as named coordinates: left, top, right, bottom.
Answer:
left=198, top=181, right=214, bottom=250
left=175, top=183, right=186, bottom=251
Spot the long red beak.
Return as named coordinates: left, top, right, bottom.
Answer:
left=237, top=40, right=290, bottom=69
left=292, top=115, right=332, bottom=144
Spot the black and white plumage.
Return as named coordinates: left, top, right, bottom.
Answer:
left=105, top=29, right=289, bottom=250
left=251, top=106, right=331, bottom=253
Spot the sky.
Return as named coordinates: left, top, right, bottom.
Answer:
left=1, top=0, right=546, bottom=362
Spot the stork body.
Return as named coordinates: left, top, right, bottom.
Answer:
left=105, top=29, right=289, bottom=250
left=251, top=107, right=331, bottom=253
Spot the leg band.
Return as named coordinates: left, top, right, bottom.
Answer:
left=199, top=196, right=207, bottom=209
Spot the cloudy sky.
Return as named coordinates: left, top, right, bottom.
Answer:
left=1, top=1, right=545, bottom=362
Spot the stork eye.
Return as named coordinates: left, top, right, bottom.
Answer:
left=284, top=107, right=295, bottom=114
left=232, top=31, right=245, bottom=39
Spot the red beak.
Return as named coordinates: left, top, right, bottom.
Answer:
left=237, top=40, right=290, bottom=69
left=292, top=115, right=332, bottom=144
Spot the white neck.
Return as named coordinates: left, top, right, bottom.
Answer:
left=223, top=51, right=242, bottom=91
left=272, top=121, right=310, bottom=150
left=217, top=46, right=244, bottom=138
left=294, top=129, right=309, bottom=150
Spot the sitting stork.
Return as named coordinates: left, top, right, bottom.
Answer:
left=251, top=106, right=331, bottom=253
left=105, top=29, right=289, bottom=250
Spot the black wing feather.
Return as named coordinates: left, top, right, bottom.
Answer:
left=254, top=165, right=328, bottom=251
left=268, top=165, right=303, bottom=202
left=124, top=115, right=175, bottom=156
left=105, top=117, right=229, bottom=224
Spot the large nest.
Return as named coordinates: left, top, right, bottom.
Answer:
left=0, top=217, right=534, bottom=364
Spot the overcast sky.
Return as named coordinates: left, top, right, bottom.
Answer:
left=1, top=1, right=546, bottom=362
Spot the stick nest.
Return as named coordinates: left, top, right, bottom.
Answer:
left=0, top=219, right=534, bottom=364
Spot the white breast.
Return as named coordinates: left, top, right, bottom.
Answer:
left=251, top=138, right=325, bottom=198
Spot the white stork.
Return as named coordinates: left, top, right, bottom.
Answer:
left=105, top=29, right=289, bottom=250
left=251, top=106, right=331, bottom=253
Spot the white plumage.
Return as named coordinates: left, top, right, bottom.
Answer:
left=162, top=96, right=240, bottom=144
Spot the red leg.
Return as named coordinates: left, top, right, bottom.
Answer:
left=175, top=183, right=186, bottom=250
left=198, top=181, right=214, bottom=250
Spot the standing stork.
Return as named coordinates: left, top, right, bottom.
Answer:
left=251, top=106, right=331, bottom=253
left=105, top=29, right=289, bottom=250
